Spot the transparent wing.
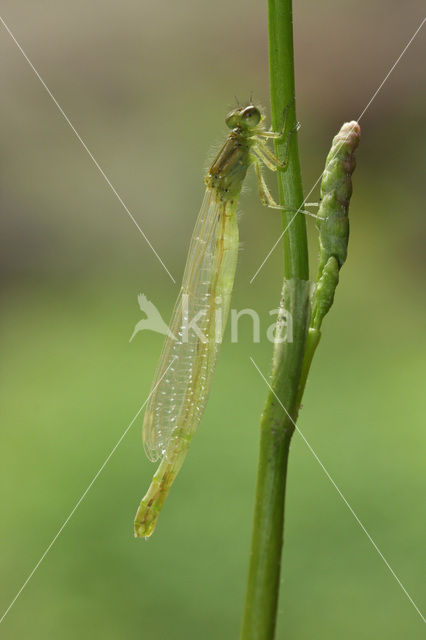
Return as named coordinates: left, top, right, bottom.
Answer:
left=142, top=189, right=238, bottom=462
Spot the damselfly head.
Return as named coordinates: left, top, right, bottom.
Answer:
left=225, top=105, right=262, bottom=130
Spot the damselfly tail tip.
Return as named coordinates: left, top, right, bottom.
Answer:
left=134, top=522, right=153, bottom=540
left=134, top=528, right=152, bottom=542
left=134, top=499, right=160, bottom=539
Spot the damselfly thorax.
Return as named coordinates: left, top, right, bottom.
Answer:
left=206, top=131, right=252, bottom=200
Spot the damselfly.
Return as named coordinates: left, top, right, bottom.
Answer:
left=134, top=103, right=304, bottom=537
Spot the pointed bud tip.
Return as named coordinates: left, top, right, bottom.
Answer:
left=339, top=121, right=361, bottom=146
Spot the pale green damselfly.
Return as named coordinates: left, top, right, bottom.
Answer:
left=134, top=103, right=309, bottom=538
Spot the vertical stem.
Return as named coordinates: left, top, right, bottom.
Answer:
left=269, top=0, right=308, bottom=280
left=240, top=1, right=309, bottom=638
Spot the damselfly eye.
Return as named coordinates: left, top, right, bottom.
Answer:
left=225, top=110, right=239, bottom=129
left=225, top=105, right=262, bottom=129
left=241, top=106, right=261, bottom=127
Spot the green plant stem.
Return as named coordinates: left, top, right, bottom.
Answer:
left=269, top=0, right=308, bottom=281
left=240, top=1, right=310, bottom=639
left=296, top=328, right=321, bottom=408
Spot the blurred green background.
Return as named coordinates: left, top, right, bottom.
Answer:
left=1, top=1, right=425, bottom=638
